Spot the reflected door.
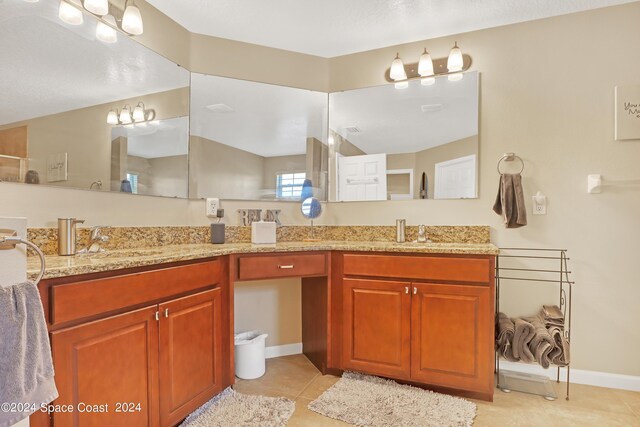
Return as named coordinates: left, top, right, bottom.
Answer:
left=337, top=153, right=387, bottom=201
left=434, top=154, right=477, bottom=199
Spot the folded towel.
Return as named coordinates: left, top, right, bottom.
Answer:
left=493, top=173, right=527, bottom=228
left=496, top=312, right=518, bottom=361
left=512, top=318, right=536, bottom=363
left=0, top=282, right=58, bottom=427
left=548, top=325, right=571, bottom=366
left=525, top=316, right=555, bottom=368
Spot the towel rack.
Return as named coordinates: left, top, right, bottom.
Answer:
left=0, top=231, right=46, bottom=285
left=495, top=248, right=574, bottom=400
left=497, top=152, right=525, bottom=174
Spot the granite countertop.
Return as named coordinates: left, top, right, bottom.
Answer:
left=28, top=241, right=499, bottom=280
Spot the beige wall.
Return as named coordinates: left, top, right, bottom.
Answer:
left=263, top=154, right=307, bottom=191
left=148, top=155, right=189, bottom=198
left=324, top=3, right=640, bottom=376
left=3, top=1, right=640, bottom=376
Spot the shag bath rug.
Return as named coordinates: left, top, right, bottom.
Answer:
left=180, top=387, right=295, bottom=427
left=308, top=371, right=477, bottom=427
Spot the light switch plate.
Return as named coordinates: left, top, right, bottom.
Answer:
left=206, top=198, right=220, bottom=217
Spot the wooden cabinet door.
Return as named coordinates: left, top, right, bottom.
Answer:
left=158, top=289, right=223, bottom=427
left=51, top=306, right=159, bottom=427
left=342, top=278, right=411, bottom=379
left=410, top=283, right=493, bottom=394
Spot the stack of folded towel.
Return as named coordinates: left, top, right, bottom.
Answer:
left=496, top=305, right=570, bottom=368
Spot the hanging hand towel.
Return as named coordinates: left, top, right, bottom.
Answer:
left=0, top=282, right=58, bottom=427
left=493, top=173, right=527, bottom=228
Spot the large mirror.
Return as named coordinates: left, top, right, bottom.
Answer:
left=189, top=73, right=328, bottom=201
left=0, top=0, right=190, bottom=198
left=329, top=71, right=479, bottom=201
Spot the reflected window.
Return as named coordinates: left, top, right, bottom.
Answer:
left=126, top=173, right=139, bottom=194
left=276, top=172, right=306, bottom=199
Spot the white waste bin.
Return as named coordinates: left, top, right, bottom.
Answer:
left=234, top=331, right=269, bottom=379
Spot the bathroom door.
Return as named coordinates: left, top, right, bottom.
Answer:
left=434, top=154, right=477, bottom=199
left=337, top=153, right=387, bottom=201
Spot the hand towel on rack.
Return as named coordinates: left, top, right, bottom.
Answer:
left=493, top=173, right=527, bottom=228
left=0, top=281, right=58, bottom=427
left=541, top=305, right=565, bottom=328
left=512, top=318, right=535, bottom=363
left=524, top=316, right=555, bottom=369
left=548, top=325, right=570, bottom=366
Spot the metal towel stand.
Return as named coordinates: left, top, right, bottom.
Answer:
left=495, top=248, right=574, bottom=400
left=0, top=233, right=46, bottom=285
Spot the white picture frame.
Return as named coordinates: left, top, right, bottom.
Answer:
left=47, top=152, right=68, bottom=182
left=615, top=85, right=640, bottom=141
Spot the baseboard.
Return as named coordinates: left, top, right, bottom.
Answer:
left=499, top=360, right=640, bottom=392
left=265, top=342, right=303, bottom=359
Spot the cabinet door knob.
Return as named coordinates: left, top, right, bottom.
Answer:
left=405, top=286, right=409, bottom=294
left=413, top=287, right=417, bottom=295
left=164, top=308, right=169, bottom=318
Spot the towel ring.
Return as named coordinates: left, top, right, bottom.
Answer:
left=0, top=236, right=46, bottom=285
left=497, top=153, right=524, bottom=174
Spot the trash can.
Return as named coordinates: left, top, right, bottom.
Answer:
left=234, top=331, right=269, bottom=379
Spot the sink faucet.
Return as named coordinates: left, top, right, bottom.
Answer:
left=416, top=225, right=430, bottom=243
left=82, top=226, right=110, bottom=253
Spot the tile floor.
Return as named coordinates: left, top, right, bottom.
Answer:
left=233, top=354, right=640, bottom=426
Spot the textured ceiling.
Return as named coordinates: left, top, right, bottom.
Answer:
left=190, top=73, right=327, bottom=158
left=147, top=0, right=636, bottom=57
left=0, top=0, right=189, bottom=125
left=330, top=72, right=478, bottom=155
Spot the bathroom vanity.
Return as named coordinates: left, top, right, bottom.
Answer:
left=30, top=242, right=496, bottom=426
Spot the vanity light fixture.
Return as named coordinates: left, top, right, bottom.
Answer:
left=58, top=0, right=84, bottom=25
left=107, top=103, right=156, bottom=125
left=387, top=42, right=470, bottom=87
left=84, top=0, right=109, bottom=16
left=57, top=0, right=144, bottom=38
left=96, top=14, right=118, bottom=43
left=122, top=0, right=144, bottom=35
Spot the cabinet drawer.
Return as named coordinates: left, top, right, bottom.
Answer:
left=343, top=254, right=491, bottom=283
left=237, top=253, right=327, bottom=280
left=51, top=259, right=222, bottom=325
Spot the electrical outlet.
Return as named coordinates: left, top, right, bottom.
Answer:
left=206, top=198, right=219, bottom=217
left=532, top=192, right=546, bottom=215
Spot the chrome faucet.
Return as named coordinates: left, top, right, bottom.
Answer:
left=416, top=225, right=430, bottom=243
left=82, top=226, right=110, bottom=253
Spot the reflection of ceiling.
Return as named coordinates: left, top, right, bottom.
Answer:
left=330, top=72, right=478, bottom=155
left=112, top=116, right=189, bottom=159
left=147, top=0, right=634, bottom=57
left=190, top=74, right=327, bottom=158
left=0, top=1, right=189, bottom=126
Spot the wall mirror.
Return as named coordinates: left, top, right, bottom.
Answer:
left=328, top=71, right=479, bottom=201
left=189, top=73, right=329, bottom=201
left=0, top=0, right=190, bottom=198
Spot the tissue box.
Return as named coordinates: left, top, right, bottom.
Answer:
left=251, top=221, right=276, bottom=244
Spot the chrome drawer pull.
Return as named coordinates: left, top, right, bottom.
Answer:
left=413, top=287, right=417, bottom=295
left=405, top=286, right=409, bottom=294
left=278, top=265, right=295, bottom=269
left=164, top=308, right=169, bottom=318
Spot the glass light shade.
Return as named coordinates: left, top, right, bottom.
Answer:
left=96, top=15, right=117, bottom=43
left=421, top=77, right=435, bottom=86
left=418, top=49, right=434, bottom=77
left=394, top=81, right=409, bottom=90
left=447, top=42, right=464, bottom=72
left=84, top=0, right=108, bottom=15
left=389, top=54, right=407, bottom=81
left=119, top=107, right=132, bottom=124
left=448, top=72, right=464, bottom=82
left=23, top=0, right=40, bottom=3
left=106, top=110, right=118, bottom=124
left=122, top=4, right=143, bottom=35
left=132, top=104, right=145, bottom=121
left=58, top=0, right=83, bottom=25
